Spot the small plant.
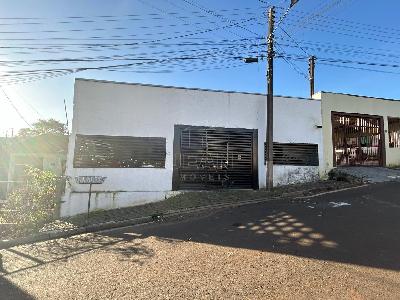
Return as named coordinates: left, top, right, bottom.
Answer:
left=387, top=164, right=400, bottom=170
left=1, top=167, right=60, bottom=236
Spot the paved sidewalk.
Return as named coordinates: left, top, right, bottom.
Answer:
left=336, top=166, right=400, bottom=183
left=2, top=180, right=360, bottom=244
left=60, top=180, right=356, bottom=228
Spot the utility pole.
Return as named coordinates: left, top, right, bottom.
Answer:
left=309, top=56, right=316, bottom=98
left=266, top=7, right=275, bottom=190
left=63, top=99, right=69, bottom=135
left=244, top=2, right=300, bottom=189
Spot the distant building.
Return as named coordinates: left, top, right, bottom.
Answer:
left=0, top=135, right=68, bottom=201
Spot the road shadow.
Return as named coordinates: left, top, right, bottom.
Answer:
left=0, top=231, right=154, bottom=275
left=0, top=182, right=399, bottom=277
left=106, top=182, right=400, bottom=271
left=0, top=276, right=34, bottom=300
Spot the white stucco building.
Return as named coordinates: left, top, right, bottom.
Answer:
left=61, top=78, right=324, bottom=217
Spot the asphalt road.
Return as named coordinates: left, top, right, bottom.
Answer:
left=1, top=182, right=400, bottom=299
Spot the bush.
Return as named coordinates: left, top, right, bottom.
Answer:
left=1, top=167, right=60, bottom=236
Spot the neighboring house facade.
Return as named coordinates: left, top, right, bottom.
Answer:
left=314, top=92, right=400, bottom=170
left=0, top=135, right=68, bottom=201
left=61, top=79, right=323, bottom=216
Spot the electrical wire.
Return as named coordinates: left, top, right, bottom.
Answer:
left=2, top=86, right=44, bottom=118
left=0, top=0, right=399, bottom=88
left=275, top=6, right=400, bottom=44
left=280, top=0, right=345, bottom=35
left=275, top=5, right=400, bottom=36
left=163, top=0, right=251, bottom=41
left=318, top=61, right=400, bottom=75
left=179, top=0, right=261, bottom=37
left=0, top=86, right=32, bottom=127
left=0, top=43, right=262, bottom=84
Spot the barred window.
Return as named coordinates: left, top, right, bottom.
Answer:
left=388, top=118, right=400, bottom=148
left=73, top=135, right=166, bottom=168
left=265, top=143, right=319, bottom=166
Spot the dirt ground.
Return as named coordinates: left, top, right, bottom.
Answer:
left=1, top=182, right=399, bottom=299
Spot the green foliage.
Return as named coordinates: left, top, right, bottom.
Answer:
left=18, top=119, right=68, bottom=137
left=1, top=167, right=60, bottom=235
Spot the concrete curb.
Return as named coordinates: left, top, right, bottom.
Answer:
left=0, top=184, right=361, bottom=250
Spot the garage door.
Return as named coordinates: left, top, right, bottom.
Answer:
left=173, top=125, right=258, bottom=190
left=332, top=112, right=384, bottom=166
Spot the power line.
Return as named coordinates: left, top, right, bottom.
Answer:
left=2, top=86, right=44, bottom=118
left=1, top=0, right=399, bottom=87
left=274, top=6, right=400, bottom=45
left=275, top=44, right=309, bottom=79
left=0, top=42, right=258, bottom=69
left=179, top=0, right=261, bottom=37
left=276, top=26, right=309, bottom=57
left=275, top=52, right=400, bottom=72
left=0, top=86, right=32, bottom=127
left=0, top=37, right=263, bottom=69
left=0, top=41, right=262, bottom=65
left=277, top=0, right=345, bottom=35
left=277, top=39, right=400, bottom=65
left=0, top=43, right=262, bottom=84
left=275, top=4, right=400, bottom=36
left=267, top=14, right=400, bottom=50
left=163, top=0, right=250, bottom=41
left=0, top=8, right=264, bottom=25
left=318, top=61, right=400, bottom=75
left=7, top=45, right=400, bottom=85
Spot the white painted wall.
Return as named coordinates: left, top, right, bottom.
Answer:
left=61, top=79, right=323, bottom=216
left=273, top=96, right=324, bottom=185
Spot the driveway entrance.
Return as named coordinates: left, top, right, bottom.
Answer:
left=172, top=125, right=258, bottom=190
left=332, top=112, right=385, bottom=166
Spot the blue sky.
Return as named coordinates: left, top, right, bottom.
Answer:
left=0, top=0, right=400, bottom=135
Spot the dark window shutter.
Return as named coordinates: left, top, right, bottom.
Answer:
left=73, top=135, right=166, bottom=168
left=265, top=143, right=319, bottom=166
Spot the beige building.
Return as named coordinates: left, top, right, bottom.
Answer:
left=314, top=92, right=400, bottom=174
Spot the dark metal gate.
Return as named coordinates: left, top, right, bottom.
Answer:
left=173, top=125, right=258, bottom=190
left=332, top=112, right=385, bottom=167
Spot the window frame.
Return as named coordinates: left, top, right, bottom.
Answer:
left=73, top=134, right=167, bottom=169
left=388, top=117, right=400, bottom=149
left=264, top=142, right=319, bottom=166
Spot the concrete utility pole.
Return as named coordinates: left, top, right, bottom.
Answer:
left=266, top=7, right=275, bottom=190
left=309, top=56, right=316, bottom=98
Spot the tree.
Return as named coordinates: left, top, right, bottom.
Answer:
left=18, top=119, right=68, bottom=137
left=1, top=167, right=60, bottom=236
